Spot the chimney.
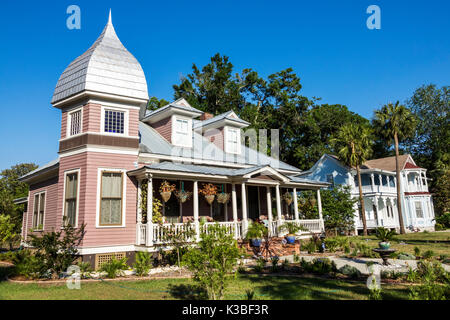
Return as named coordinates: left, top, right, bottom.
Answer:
left=200, top=112, right=214, bottom=121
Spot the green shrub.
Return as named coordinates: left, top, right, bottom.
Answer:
left=324, top=238, right=338, bottom=252
left=270, top=256, right=279, bottom=273
left=338, top=264, right=361, bottom=279
left=182, top=224, right=242, bottom=300
left=311, top=258, right=337, bottom=275
left=423, top=250, right=435, bottom=259
left=293, top=253, right=300, bottom=263
left=254, top=257, right=266, bottom=273
left=416, top=260, right=449, bottom=283
left=414, top=246, right=421, bottom=257
left=100, top=255, right=128, bottom=278
left=281, top=259, right=289, bottom=271
left=397, top=252, right=416, bottom=260
left=11, top=250, right=45, bottom=279
left=77, top=261, right=93, bottom=279
left=409, top=282, right=448, bottom=300
left=299, top=258, right=313, bottom=273
left=406, top=267, right=419, bottom=283
left=303, top=240, right=317, bottom=254
left=133, top=252, right=152, bottom=276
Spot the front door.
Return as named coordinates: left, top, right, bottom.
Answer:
left=247, top=186, right=260, bottom=220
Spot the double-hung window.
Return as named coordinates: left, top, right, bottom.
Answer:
left=415, top=201, right=424, bottom=218
left=104, top=110, right=125, bottom=134
left=100, top=172, right=123, bottom=226
left=64, top=172, right=79, bottom=226
left=68, top=109, right=82, bottom=136
left=32, top=192, right=45, bottom=230
left=173, top=117, right=191, bottom=147
left=226, top=127, right=240, bottom=154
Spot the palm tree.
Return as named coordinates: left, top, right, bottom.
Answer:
left=333, top=123, right=373, bottom=235
left=373, top=101, right=417, bottom=234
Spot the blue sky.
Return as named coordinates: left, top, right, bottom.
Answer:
left=0, top=0, right=449, bottom=170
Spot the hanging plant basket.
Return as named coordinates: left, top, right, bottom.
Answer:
left=159, top=180, right=176, bottom=203
left=217, top=192, right=231, bottom=204
left=204, top=194, right=215, bottom=205
left=283, top=192, right=293, bottom=206
left=199, top=183, right=218, bottom=205
left=175, top=190, right=192, bottom=203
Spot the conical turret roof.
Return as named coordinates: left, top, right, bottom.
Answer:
left=51, top=11, right=148, bottom=104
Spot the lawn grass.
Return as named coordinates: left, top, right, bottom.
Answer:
left=351, top=231, right=450, bottom=257
left=0, top=273, right=410, bottom=300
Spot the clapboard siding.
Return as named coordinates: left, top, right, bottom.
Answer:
left=61, top=112, right=67, bottom=139
left=84, top=103, right=101, bottom=133
left=25, top=177, right=59, bottom=240
left=204, top=127, right=224, bottom=150
left=128, top=109, right=139, bottom=137
left=152, top=117, right=172, bottom=143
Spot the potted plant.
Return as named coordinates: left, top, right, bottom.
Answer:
left=199, top=183, right=218, bottom=205
left=278, top=222, right=308, bottom=244
left=159, top=180, right=176, bottom=203
left=375, top=227, right=397, bottom=249
left=246, top=222, right=268, bottom=247
left=282, top=192, right=293, bottom=206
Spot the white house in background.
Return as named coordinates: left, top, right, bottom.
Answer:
left=299, top=154, right=436, bottom=233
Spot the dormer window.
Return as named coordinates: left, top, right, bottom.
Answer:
left=172, top=116, right=192, bottom=147
left=68, top=108, right=82, bottom=137
left=225, top=127, right=241, bottom=154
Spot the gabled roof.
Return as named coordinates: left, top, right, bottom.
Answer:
left=142, top=98, right=203, bottom=123
left=138, top=122, right=301, bottom=173
left=194, top=110, right=250, bottom=130
left=52, top=11, right=148, bottom=105
left=362, top=154, right=414, bottom=171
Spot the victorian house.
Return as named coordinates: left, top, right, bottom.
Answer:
left=300, top=154, right=436, bottom=234
left=18, top=13, right=327, bottom=268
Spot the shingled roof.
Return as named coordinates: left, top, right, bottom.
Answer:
left=362, top=154, right=413, bottom=171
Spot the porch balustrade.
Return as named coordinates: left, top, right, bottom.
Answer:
left=136, top=219, right=322, bottom=246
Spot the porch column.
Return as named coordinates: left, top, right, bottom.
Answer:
left=370, top=173, right=375, bottom=192
left=232, top=184, right=238, bottom=238
left=317, top=189, right=324, bottom=231
left=241, top=182, right=248, bottom=235
left=193, top=180, right=200, bottom=242
left=146, top=174, right=154, bottom=247
left=266, top=186, right=273, bottom=236
left=293, top=188, right=299, bottom=221
left=275, top=184, right=282, bottom=222
left=378, top=174, right=383, bottom=191
left=136, top=179, right=142, bottom=245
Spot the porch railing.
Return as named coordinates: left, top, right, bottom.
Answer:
left=136, top=219, right=323, bottom=246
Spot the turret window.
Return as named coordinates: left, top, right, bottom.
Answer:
left=68, top=108, right=82, bottom=137
left=104, top=110, right=125, bottom=134
left=32, top=192, right=46, bottom=230
left=63, top=171, right=79, bottom=226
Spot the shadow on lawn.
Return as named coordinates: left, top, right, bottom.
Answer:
left=168, top=283, right=208, bottom=300
left=241, top=275, right=408, bottom=300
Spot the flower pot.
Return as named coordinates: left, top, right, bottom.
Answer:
left=161, top=191, right=172, bottom=203
left=217, top=193, right=230, bottom=204
left=204, top=194, right=215, bottom=205
left=251, top=239, right=262, bottom=247
left=285, top=235, right=296, bottom=244
left=379, top=242, right=390, bottom=250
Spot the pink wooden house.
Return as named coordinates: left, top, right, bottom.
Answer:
left=19, top=13, right=327, bottom=268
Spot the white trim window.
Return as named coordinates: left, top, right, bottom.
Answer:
left=99, top=171, right=124, bottom=226
left=104, top=109, right=125, bottom=134
left=63, top=170, right=80, bottom=226
left=415, top=201, right=424, bottom=218
left=67, top=108, right=82, bottom=137
left=225, top=127, right=241, bottom=154
left=32, top=192, right=46, bottom=230
left=172, top=116, right=192, bottom=147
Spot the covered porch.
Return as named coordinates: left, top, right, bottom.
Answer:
left=128, top=162, right=327, bottom=248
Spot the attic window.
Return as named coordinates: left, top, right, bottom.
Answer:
left=104, top=110, right=125, bottom=134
